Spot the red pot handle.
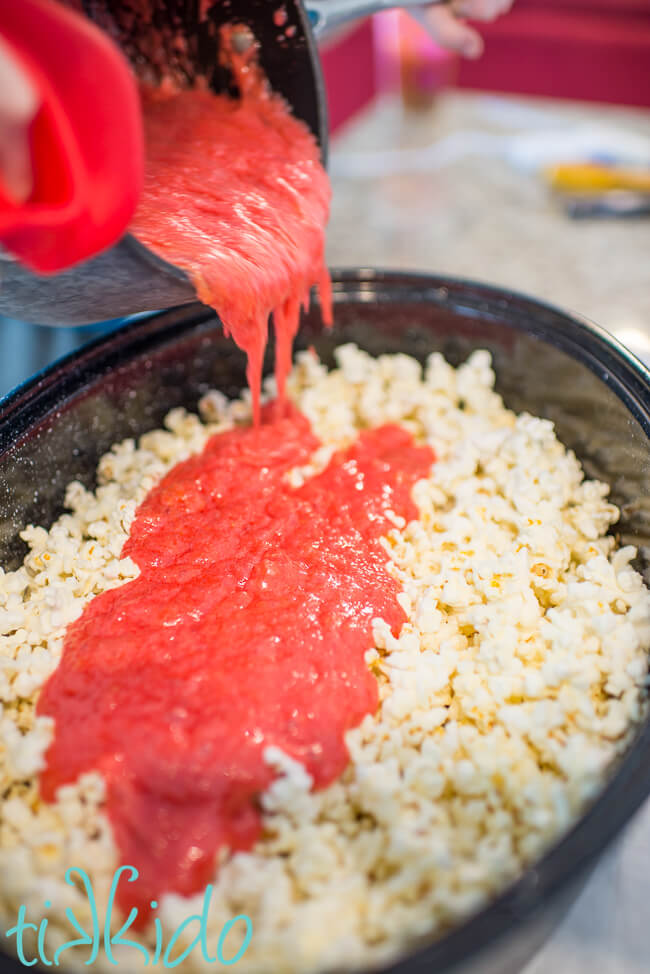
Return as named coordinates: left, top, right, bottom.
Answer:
left=0, top=0, right=144, bottom=273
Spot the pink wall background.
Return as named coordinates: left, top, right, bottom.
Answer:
left=320, top=2, right=650, bottom=134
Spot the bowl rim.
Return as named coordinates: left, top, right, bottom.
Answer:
left=2, top=267, right=650, bottom=437
left=1, top=268, right=650, bottom=974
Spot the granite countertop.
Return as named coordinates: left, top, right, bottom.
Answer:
left=328, top=89, right=650, bottom=974
left=327, top=90, right=650, bottom=363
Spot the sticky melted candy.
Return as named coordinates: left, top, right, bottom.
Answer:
left=38, top=406, right=433, bottom=919
left=130, top=31, right=331, bottom=422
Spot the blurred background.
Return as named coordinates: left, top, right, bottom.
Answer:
left=324, top=0, right=650, bottom=357
left=2, top=0, right=649, bottom=398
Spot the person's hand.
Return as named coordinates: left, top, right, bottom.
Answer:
left=420, top=0, right=514, bottom=59
left=0, top=37, right=39, bottom=204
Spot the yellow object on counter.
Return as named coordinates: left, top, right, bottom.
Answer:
left=545, top=162, right=650, bottom=195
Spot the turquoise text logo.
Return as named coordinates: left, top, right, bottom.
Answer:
left=5, top=865, right=252, bottom=968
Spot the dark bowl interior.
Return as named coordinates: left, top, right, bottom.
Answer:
left=1, top=269, right=650, bottom=974
left=74, top=0, right=327, bottom=151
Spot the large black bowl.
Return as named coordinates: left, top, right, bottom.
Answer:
left=1, top=270, right=650, bottom=974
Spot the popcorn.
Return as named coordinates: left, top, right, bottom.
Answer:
left=0, top=346, right=648, bottom=973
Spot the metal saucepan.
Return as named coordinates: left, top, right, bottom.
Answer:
left=1, top=269, right=650, bottom=973
left=0, top=0, right=445, bottom=326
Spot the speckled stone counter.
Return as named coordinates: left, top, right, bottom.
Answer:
left=327, top=91, right=650, bottom=363
left=329, top=90, right=650, bottom=974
